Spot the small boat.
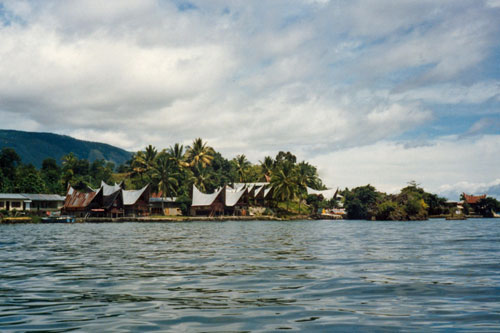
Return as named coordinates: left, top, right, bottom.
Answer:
left=42, top=215, right=76, bottom=223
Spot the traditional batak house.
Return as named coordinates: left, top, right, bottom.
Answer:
left=190, top=185, right=225, bottom=216
left=225, top=185, right=250, bottom=216
left=63, top=181, right=151, bottom=218
left=63, top=186, right=103, bottom=217
left=123, top=185, right=151, bottom=217
left=190, top=183, right=275, bottom=216
left=462, top=193, right=487, bottom=214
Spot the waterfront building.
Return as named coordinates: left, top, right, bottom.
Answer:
left=190, top=185, right=225, bottom=216
left=462, top=193, right=487, bottom=214
left=150, top=192, right=182, bottom=216
left=0, top=193, right=65, bottom=213
left=62, top=182, right=151, bottom=218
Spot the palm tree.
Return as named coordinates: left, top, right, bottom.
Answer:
left=144, top=145, right=158, bottom=170
left=296, top=162, right=315, bottom=213
left=189, top=165, right=215, bottom=193
left=151, top=154, right=179, bottom=211
left=131, top=151, right=147, bottom=180
left=184, top=138, right=215, bottom=169
left=167, top=143, right=189, bottom=169
left=61, top=153, right=78, bottom=187
left=131, top=145, right=158, bottom=180
left=232, top=154, right=251, bottom=182
left=259, top=156, right=274, bottom=181
left=271, top=161, right=298, bottom=212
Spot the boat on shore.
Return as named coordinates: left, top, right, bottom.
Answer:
left=42, top=215, right=76, bottom=223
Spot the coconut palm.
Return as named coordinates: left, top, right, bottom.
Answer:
left=131, top=151, right=147, bottom=180
left=167, top=143, right=189, bottom=169
left=151, top=154, right=179, bottom=210
left=232, top=154, right=251, bottom=182
left=259, top=156, right=274, bottom=181
left=184, top=138, right=215, bottom=169
left=271, top=161, right=298, bottom=212
left=189, top=165, right=215, bottom=193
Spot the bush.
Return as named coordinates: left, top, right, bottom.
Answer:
left=375, top=201, right=398, bottom=220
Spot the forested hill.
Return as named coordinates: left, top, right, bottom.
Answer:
left=0, top=129, right=132, bottom=168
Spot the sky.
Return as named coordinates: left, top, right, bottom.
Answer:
left=0, top=0, right=499, bottom=200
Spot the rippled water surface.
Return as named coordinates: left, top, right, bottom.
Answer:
left=1, top=219, right=499, bottom=332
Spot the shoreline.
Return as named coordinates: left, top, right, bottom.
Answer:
left=77, top=215, right=312, bottom=223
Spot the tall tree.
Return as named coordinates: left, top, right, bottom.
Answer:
left=232, top=154, right=251, bottom=182
left=151, top=154, right=179, bottom=210
left=167, top=143, right=188, bottom=169
left=184, top=138, right=215, bottom=169
left=271, top=161, right=298, bottom=211
left=189, top=165, right=215, bottom=193
left=259, top=156, right=274, bottom=181
left=15, top=164, right=47, bottom=194
left=41, top=158, right=62, bottom=194
left=0, top=147, right=21, bottom=180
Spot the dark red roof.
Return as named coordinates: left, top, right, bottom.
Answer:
left=462, top=193, right=486, bottom=204
left=64, top=187, right=100, bottom=210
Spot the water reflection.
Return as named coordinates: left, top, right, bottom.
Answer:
left=1, top=220, right=499, bottom=331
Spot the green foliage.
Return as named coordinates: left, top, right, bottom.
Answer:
left=343, top=181, right=446, bottom=221
left=15, top=164, right=47, bottom=193
left=476, top=197, right=500, bottom=217
left=0, top=148, right=21, bottom=180
left=176, top=194, right=192, bottom=216
left=375, top=200, right=398, bottom=220
left=344, top=185, right=379, bottom=219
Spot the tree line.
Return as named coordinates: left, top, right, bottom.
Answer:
left=1, top=140, right=498, bottom=219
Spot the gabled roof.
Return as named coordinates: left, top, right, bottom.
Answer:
left=264, top=187, right=274, bottom=199
left=21, top=194, right=66, bottom=201
left=123, top=185, right=150, bottom=206
left=191, top=185, right=223, bottom=207
left=225, top=186, right=247, bottom=207
left=103, top=190, right=122, bottom=209
left=64, top=186, right=101, bottom=209
left=254, top=185, right=265, bottom=198
left=307, top=187, right=337, bottom=200
left=0, top=193, right=31, bottom=201
left=101, top=181, right=123, bottom=196
left=462, top=193, right=486, bottom=204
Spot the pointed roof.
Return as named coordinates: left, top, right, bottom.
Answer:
left=64, top=186, right=102, bottom=209
left=123, top=185, right=150, bottom=206
left=191, top=185, right=223, bottom=207
left=462, top=193, right=486, bottom=204
left=225, top=186, right=247, bottom=207
left=101, top=181, right=123, bottom=196
left=307, top=187, right=337, bottom=200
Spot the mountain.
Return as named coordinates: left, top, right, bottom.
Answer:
left=0, top=129, right=132, bottom=168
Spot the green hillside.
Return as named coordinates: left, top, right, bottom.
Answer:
left=0, top=129, right=132, bottom=168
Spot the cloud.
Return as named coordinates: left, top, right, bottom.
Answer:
left=438, top=179, right=500, bottom=201
left=0, top=0, right=499, bottom=193
left=309, top=135, right=500, bottom=198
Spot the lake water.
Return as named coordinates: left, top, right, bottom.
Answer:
left=1, top=219, right=499, bottom=332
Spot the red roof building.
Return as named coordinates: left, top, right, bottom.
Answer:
left=462, top=193, right=486, bottom=205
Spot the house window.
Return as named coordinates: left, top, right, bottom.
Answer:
left=0, top=201, right=4, bottom=208
left=11, top=201, right=21, bottom=208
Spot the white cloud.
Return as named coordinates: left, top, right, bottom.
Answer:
left=310, top=135, right=500, bottom=199
left=0, top=0, right=499, bottom=193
